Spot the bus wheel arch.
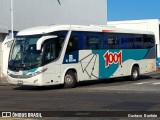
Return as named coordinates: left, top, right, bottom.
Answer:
left=130, top=64, right=140, bottom=81
left=63, top=69, right=77, bottom=88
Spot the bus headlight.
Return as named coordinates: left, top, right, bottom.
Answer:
left=27, top=68, right=48, bottom=77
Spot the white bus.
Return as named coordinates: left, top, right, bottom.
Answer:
left=7, top=25, right=156, bottom=88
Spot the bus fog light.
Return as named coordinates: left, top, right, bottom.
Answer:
left=34, top=79, right=38, bottom=83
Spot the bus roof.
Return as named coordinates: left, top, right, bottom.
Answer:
left=17, top=25, right=154, bottom=36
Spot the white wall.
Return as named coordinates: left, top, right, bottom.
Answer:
left=0, top=33, right=7, bottom=77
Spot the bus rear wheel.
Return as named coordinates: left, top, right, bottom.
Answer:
left=130, top=66, right=139, bottom=81
left=64, top=71, right=77, bottom=88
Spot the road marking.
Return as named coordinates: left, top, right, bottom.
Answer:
left=152, top=82, right=160, bottom=85
left=134, top=81, right=160, bottom=85
left=134, top=82, right=151, bottom=85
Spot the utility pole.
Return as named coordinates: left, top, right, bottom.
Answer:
left=11, top=0, right=14, bottom=39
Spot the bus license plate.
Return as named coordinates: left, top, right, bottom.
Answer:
left=17, top=80, right=23, bottom=86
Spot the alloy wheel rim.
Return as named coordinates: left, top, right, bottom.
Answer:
left=133, top=70, right=138, bottom=78
left=65, top=74, right=73, bottom=84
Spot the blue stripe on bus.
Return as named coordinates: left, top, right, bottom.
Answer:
left=92, top=49, right=149, bottom=79
left=28, top=68, right=37, bottom=73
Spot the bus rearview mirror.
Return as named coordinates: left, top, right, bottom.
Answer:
left=36, top=35, right=58, bottom=50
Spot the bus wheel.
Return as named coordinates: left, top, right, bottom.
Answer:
left=130, top=66, right=139, bottom=81
left=64, top=71, right=77, bottom=88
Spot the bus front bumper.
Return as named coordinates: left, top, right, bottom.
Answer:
left=7, top=74, right=43, bottom=86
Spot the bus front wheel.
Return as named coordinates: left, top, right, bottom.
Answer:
left=130, top=66, right=139, bottom=81
left=64, top=71, right=77, bottom=88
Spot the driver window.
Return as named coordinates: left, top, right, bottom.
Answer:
left=42, top=40, right=56, bottom=65
left=42, top=37, right=64, bottom=66
left=43, top=43, right=56, bottom=64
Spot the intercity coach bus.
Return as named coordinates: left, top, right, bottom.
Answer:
left=7, top=25, right=156, bottom=88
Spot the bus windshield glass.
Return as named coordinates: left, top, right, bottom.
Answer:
left=8, top=31, right=68, bottom=71
left=8, top=36, right=42, bottom=70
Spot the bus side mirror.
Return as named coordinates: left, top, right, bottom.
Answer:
left=36, top=35, right=58, bottom=50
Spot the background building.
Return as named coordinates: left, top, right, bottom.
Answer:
left=0, top=0, right=107, bottom=81
left=0, top=28, right=7, bottom=79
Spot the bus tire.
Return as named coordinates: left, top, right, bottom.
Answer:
left=64, top=71, right=77, bottom=88
left=130, top=66, right=139, bottom=81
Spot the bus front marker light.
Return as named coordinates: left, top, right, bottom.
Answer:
left=30, top=68, right=48, bottom=77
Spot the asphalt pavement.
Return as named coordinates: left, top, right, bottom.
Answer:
left=0, top=69, right=159, bottom=120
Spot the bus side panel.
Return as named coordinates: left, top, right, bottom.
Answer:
left=78, top=50, right=99, bottom=81
left=61, top=50, right=100, bottom=82
left=112, top=59, right=156, bottom=78
left=92, top=49, right=155, bottom=79
left=61, top=48, right=156, bottom=83
left=41, top=62, right=62, bottom=86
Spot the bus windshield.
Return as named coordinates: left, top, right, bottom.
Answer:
left=8, top=31, right=68, bottom=71
left=8, top=36, right=42, bottom=70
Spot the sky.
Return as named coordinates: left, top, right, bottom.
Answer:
left=108, top=0, right=160, bottom=21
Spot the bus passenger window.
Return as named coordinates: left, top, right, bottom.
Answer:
left=107, top=34, right=118, bottom=49
left=134, top=36, right=143, bottom=49
left=85, top=32, right=102, bottom=49
left=143, top=35, right=155, bottom=48
left=86, top=37, right=99, bottom=49
left=66, top=35, right=79, bottom=54
left=121, top=36, right=133, bottom=49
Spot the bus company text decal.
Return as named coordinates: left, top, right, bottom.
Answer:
left=103, top=50, right=122, bottom=67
